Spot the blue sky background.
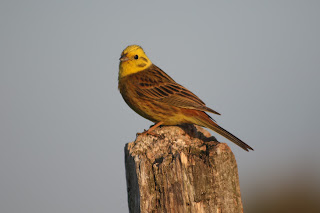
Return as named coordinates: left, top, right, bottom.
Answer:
left=1, top=1, right=319, bottom=212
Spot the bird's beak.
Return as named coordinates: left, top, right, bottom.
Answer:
left=119, top=54, right=129, bottom=62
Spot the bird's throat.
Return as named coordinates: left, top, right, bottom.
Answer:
left=119, top=61, right=152, bottom=79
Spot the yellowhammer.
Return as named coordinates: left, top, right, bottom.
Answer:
left=118, top=45, right=253, bottom=151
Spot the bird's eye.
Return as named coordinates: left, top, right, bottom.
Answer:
left=134, top=55, right=139, bottom=59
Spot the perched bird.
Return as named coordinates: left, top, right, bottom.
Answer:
left=118, top=45, right=253, bottom=151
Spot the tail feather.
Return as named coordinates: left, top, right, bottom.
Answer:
left=195, top=112, right=254, bottom=152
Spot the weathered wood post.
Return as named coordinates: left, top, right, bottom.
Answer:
left=125, top=124, right=243, bottom=213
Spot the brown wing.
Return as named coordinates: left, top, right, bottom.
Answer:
left=130, top=64, right=220, bottom=115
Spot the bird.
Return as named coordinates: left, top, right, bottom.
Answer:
left=118, top=45, right=253, bottom=151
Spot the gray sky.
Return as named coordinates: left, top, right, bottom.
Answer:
left=1, top=1, right=319, bottom=212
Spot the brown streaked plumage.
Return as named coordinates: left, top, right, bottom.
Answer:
left=118, top=45, right=253, bottom=151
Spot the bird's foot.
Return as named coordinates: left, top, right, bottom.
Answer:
left=136, top=129, right=160, bottom=137
left=136, top=122, right=164, bottom=138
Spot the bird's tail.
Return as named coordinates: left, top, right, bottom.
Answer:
left=194, top=112, right=254, bottom=152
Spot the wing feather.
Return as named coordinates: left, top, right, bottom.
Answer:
left=130, top=64, right=220, bottom=115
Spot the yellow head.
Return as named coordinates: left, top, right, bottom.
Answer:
left=119, top=45, right=152, bottom=79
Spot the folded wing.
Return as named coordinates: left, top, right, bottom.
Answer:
left=131, top=64, right=220, bottom=115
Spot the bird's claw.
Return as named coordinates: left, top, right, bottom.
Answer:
left=136, top=130, right=160, bottom=137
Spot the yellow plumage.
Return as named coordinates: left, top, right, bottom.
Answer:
left=118, top=45, right=253, bottom=151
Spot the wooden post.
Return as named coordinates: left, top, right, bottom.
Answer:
left=125, top=124, right=243, bottom=213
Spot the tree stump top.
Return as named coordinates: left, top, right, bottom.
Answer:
left=127, top=124, right=219, bottom=158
